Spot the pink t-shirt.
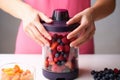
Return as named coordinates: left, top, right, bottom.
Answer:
left=15, top=0, right=94, bottom=54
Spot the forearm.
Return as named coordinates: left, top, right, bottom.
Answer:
left=0, top=0, right=32, bottom=20
left=91, top=0, right=116, bottom=21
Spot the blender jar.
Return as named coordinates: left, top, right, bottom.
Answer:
left=42, top=9, right=79, bottom=80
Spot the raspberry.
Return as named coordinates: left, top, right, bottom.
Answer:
left=57, top=45, right=64, bottom=52
left=58, top=55, right=65, bottom=61
left=62, top=37, right=70, bottom=44
left=64, top=44, right=70, bottom=53
left=114, top=68, right=119, bottom=74
left=58, top=35, right=63, bottom=39
left=52, top=34, right=58, bottom=40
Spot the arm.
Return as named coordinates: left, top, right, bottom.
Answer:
left=91, top=0, right=116, bottom=21
left=0, top=0, right=52, bottom=46
left=0, top=0, right=31, bottom=20
left=67, top=0, right=116, bottom=47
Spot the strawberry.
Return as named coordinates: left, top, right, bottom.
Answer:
left=50, top=42, right=58, bottom=50
left=45, top=58, right=49, bottom=67
left=51, top=49, right=57, bottom=57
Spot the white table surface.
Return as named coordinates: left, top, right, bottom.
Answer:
left=0, top=54, right=120, bottom=80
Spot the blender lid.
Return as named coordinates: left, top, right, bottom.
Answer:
left=43, top=9, right=79, bottom=32
left=43, top=21, right=79, bottom=32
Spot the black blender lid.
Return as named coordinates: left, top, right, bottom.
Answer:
left=43, top=9, right=79, bottom=32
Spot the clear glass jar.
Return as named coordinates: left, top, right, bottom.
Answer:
left=42, top=9, right=79, bottom=80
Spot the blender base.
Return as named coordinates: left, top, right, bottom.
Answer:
left=42, top=69, right=79, bottom=80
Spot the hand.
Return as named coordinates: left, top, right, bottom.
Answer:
left=22, top=7, right=53, bottom=46
left=67, top=8, right=96, bottom=48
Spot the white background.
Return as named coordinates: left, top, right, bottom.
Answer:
left=0, top=0, right=120, bottom=54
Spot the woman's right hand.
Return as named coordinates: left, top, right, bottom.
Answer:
left=21, top=7, right=53, bottom=46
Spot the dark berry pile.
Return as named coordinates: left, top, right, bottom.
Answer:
left=44, top=34, right=77, bottom=73
left=91, top=68, right=120, bottom=80
left=47, top=34, right=71, bottom=66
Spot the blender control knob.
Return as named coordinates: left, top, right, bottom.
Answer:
left=52, top=9, right=69, bottom=21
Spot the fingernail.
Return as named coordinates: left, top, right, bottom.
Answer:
left=48, top=19, right=53, bottom=22
left=70, top=44, right=73, bottom=47
left=66, top=22, right=69, bottom=25
left=67, top=35, right=71, bottom=39
left=48, top=36, right=52, bottom=40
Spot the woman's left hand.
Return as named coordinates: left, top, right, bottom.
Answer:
left=67, top=8, right=96, bottom=48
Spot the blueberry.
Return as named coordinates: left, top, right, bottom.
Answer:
left=118, top=74, right=120, bottom=77
left=91, top=70, right=96, bottom=75
left=93, top=73, right=98, bottom=78
left=52, top=38, right=57, bottom=42
left=109, top=73, right=114, bottom=79
left=101, top=76, right=106, bottom=80
left=60, top=51, right=65, bottom=55
left=116, top=77, right=120, bottom=80
left=56, top=61, right=62, bottom=66
left=91, top=68, right=120, bottom=80
left=104, top=68, right=108, bottom=71
left=61, top=60, right=65, bottom=65
left=105, top=74, right=109, bottom=79
left=63, top=54, right=68, bottom=58
left=57, top=38, right=62, bottom=44
left=55, top=52, right=60, bottom=58
left=108, top=69, right=114, bottom=74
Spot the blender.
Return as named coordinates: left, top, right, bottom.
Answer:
left=42, top=9, right=79, bottom=80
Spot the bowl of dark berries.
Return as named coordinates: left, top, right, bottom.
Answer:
left=91, top=68, right=120, bottom=80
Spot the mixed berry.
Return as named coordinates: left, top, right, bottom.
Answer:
left=44, top=33, right=78, bottom=73
left=91, top=68, right=120, bottom=80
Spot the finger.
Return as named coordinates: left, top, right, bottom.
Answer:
left=67, top=15, right=91, bottom=40
left=67, top=23, right=87, bottom=40
left=70, top=26, right=91, bottom=47
left=88, top=30, right=95, bottom=40
left=33, top=19, right=52, bottom=40
left=39, top=12, right=53, bottom=23
left=66, top=14, right=81, bottom=25
left=71, top=27, right=95, bottom=48
left=24, top=25, right=44, bottom=46
left=30, top=25, right=50, bottom=46
left=88, top=24, right=95, bottom=40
